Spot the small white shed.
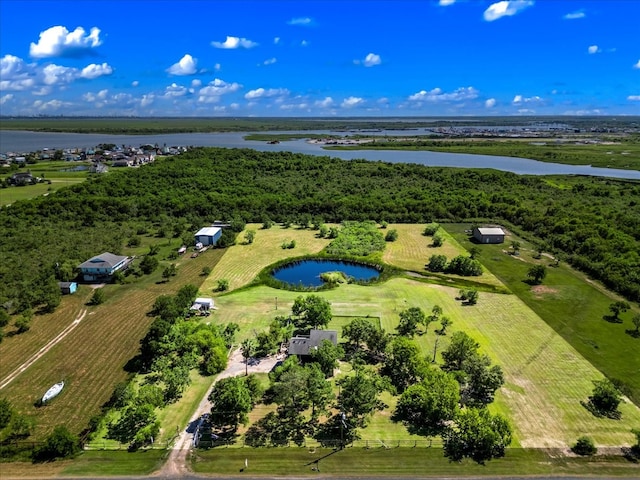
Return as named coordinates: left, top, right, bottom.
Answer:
left=191, top=297, right=215, bottom=312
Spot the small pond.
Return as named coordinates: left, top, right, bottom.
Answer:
left=272, top=259, right=380, bottom=287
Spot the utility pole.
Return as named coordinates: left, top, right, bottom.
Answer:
left=432, top=336, right=440, bottom=363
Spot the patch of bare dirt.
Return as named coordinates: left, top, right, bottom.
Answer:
left=531, top=285, right=559, bottom=296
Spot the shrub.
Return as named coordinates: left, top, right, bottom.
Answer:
left=89, top=288, right=105, bottom=305
left=427, top=254, right=447, bottom=272
left=431, top=233, right=444, bottom=247
left=446, top=255, right=483, bottom=276
left=423, top=223, right=440, bottom=236
left=33, top=426, right=80, bottom=462
left=216, top=279, right=229, bottom=292
left=385, top=229, right=398, bottom=242
left=572, top=436, right=597, bottom=456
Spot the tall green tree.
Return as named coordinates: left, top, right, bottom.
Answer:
left=337, top=368, right=385, bottom=427
left=291, top=294, right=332, bottom=331
left=241, top=338, right=255, bottom=376
left=209, top=376, right=253, bottom=432
left=310, top=339, right=344, bottom=378
left=396, top=307, right=426, bottom=337
left=588, top=379, right=622, bottom=418
left=394, top=367, right=460, bottom=436
left=382, top=336, right=427, bottom=393
left=443, top=408, right=512, bottom=464
left=527, top=264, right=547, bottom=284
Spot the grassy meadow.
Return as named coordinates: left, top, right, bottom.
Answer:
left=200, top=224, right=640, bottom=449
left=445, top=223, right=640, bottom=406
left=0, top=235, right=225, bottom=439
left=3, top=221, right=640, bottom=477
left=0, top=162, right=88, bottom=206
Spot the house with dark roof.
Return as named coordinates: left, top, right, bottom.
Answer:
left=472, top=226, right=506, bottom=244
left=78, top=252, right=131, bottom=282
left=288, top=329, right=338, bottom=358
left=8, top=172, right=36, bottom=186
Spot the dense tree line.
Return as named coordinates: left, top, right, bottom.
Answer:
left=1, top=147, right=638, bottom=313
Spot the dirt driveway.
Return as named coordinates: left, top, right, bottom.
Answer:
left=159, top=348, right=282, bottom=477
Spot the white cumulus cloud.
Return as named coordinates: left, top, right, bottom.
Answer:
left=198, top=78, right=242, bottom=103
left=485, top=98, right=497, bottom=108
left=164, top=83, right=189, bottom=97
left=512, top=94, right=543, bottom=104
left=80, top=62, right=113, bottom=79
left=341, top=96, right=364, bottom=108
left=408, top=87, right=479, bottom=102
left=359, top=53, right=381, bottom=67
left=262, top=57, right=277, bottom=65
left=287, top=17, right=312, bottom=25
left=563, top=10, right=585, bottom=20
left=633, top=59, right=640, bottom=69
left=132, top=80, right=139, bottom=87
left=588, top=45, right=600, bottom=54
left=484, top=1, right=534, bottom=22
left=315, top=97, right=334, bottom=108
left=167, top=54, right=198, bottom=75
left=0, top=55, right=36, bottom=91
left=439, top=0, right=456, bottom=5
left=628, top=95, right=640, bottom=101
left=244, top=88, right=289, bottom=100
left=0, top=94, right=14, bottom=105
left=30, top=26, right=102, bottom=58
left=274, top=37, right=281, bottom=44
left=42, top=64, right=77, bottom=85
left=211, top=36, right=258, bottom=49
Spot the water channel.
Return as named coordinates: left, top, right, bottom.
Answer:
left=1, top=130, right=639, bottom=179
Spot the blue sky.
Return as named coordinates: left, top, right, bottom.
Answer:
left=1, top=0, right=639, bottom=117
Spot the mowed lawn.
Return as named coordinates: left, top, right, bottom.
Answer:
left=207, top=279, right=640, bottom=448
left=382, top=223, right=504, bottom=289
left=444, top=223, right=640, bottom=407
left=0, top=246, right=225, bottom=439
left=201, top=223, right=333, bottom=293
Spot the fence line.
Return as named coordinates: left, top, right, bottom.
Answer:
left=196, top=438, right=443, bottom=449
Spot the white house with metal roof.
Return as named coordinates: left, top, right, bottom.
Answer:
left=472, top=227, right=505, bottom=244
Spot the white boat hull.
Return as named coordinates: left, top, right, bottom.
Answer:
left=42, top=381, right=64, bottom=403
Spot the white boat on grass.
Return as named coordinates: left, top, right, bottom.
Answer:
left=42, top=381, right=64, bottom=403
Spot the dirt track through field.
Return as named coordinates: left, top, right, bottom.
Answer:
left=159, top=348, right=281, bottom=477
left=0, top=309, right=87, bottom=391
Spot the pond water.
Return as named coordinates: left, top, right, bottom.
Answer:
left=272, top=259, right=380, bottom=287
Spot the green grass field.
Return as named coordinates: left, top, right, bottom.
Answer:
left=206, top=278, right=640, bottom=448
left=1, top=162, right=89, bottom=205
left=444, top=223, right=640, bottom=406
left=191, top=447, right=640, bottom=477
left=0, top=239, right=225, bottom=440
left=201, top=223, right=333, bottom=293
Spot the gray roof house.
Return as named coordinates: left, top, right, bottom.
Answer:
left=78, top=252, right=131, bottom=282
left=288, top=329, right=338, bottom=357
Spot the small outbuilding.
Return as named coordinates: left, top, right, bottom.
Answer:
left=191, top=297, right=215, bottom=312
left=58, top=282, right=78, bottom=295
left=194, top=227, right=222, bottom=247
left=288, top=329, right=338, bottom=357
left=472, top=227, right=505, bottom=244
